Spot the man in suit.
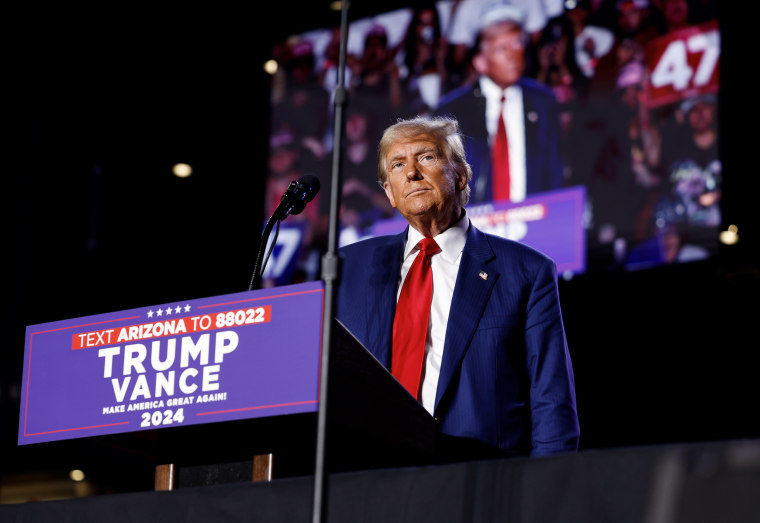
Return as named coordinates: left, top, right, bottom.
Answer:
left=336, top=116, right=579, bottom=457
left=436, top=3, right=565, bottom=203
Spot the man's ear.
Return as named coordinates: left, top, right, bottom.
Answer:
left=472, top=52, right=487, bottom=75
left=383, top=181, right=397, bottom=208
left=452, top=167, right=467, bottom=191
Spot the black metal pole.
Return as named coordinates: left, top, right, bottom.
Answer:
left=312, top=2, right=349, bottom=523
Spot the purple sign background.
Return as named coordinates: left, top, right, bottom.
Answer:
left=373, top=186, right=586, bottom=275
left=19, top=281, right=324, bottom=445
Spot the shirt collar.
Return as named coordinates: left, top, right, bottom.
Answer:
left=479, top=75, right=520, bottom=101
left=404, top=211, right=470, bottom=263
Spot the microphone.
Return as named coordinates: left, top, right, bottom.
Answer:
left=248, top=174, right=321, bottom=291
left=274, top=174, right=320, bottom=220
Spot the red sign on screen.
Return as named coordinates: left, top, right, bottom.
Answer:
left=644, top=20, right=720, bottom=108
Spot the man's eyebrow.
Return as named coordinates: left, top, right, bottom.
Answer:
left=387, top=144, right=437, bottom=166
left=387, top=152, right=406, bottom=164
left=416, top=146, right=438, bottom=156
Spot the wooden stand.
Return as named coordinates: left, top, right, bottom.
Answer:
left=154, top=464, right=175, bottom=491
left=154, top=453, right=273, bottom=491
left=252, top=453, right=273, bottom=482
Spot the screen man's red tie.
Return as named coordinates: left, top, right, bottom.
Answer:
left=391, top=238, right=441, bottom=398
left=492, top=94, right=510, bottom=201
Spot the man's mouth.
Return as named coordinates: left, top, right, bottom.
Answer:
left=405, top=186, right=429, bottom=197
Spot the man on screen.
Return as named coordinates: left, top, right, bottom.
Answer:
left=336, top=115, right=579, bottom=457
left=436, top=3, right=565, bottom=204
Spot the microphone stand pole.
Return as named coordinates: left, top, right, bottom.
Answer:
left=312, top=2, right=349, bottom=523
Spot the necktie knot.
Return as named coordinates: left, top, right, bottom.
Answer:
left=417, top=238, right=441, bottom=258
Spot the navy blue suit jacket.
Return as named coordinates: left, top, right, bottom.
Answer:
left=436, top=77, right=565, bottom=203
left=336, top=223, right=580, bottom=457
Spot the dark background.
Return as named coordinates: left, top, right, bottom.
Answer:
left=3, top=1, right=758, bottom=498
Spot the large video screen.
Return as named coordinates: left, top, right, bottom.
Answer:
left=264, top=0, right=720, bottom=285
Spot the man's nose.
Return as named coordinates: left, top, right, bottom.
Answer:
left=406, top=162, right=423, bottom=179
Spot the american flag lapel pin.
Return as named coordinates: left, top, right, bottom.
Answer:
left=478, top=270, right=488, bottom=281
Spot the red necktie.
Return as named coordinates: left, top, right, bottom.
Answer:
left=492, top=94, right=511, bottom=201
left=391, top=238, right=441, bottom=398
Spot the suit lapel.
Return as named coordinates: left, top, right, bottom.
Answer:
left=519, top=80, right=541, bottom=194
left=469, top=86, right=491, bottom=202
left=365, top=229, right=407, bottom=368
left=435, top=226, right=497, bottom=412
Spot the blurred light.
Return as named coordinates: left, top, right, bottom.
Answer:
left=719, top=224, right=739, bottom=245
left=69, top=469, right=85, bottom=482
left=263, top=59, right=278, bottom=75
left=172, top=163, right=193, bottom=178
left=329, top=1, right=348, bottom=10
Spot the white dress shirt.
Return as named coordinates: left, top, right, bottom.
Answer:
left=480, top=75, right=527, bottom=202
left=397, top=214, right=469, bottom=414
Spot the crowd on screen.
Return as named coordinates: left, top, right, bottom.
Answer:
left=266, top=0, right=720, bottom=282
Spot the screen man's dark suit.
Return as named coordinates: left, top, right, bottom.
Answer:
left=436, top=77, right=565, bottom=203
left=336, top=222, right=580, bottom=456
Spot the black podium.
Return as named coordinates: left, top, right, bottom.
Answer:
left=149, top=318, right=444, bottom=488
left=18, top=283, right=505, bottom=493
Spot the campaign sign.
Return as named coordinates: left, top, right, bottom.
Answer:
left=372, top=186, right=586, bottom=275
left=644, top=20, right=720, bottom=108
left=18, top=281, right=324, bottom=445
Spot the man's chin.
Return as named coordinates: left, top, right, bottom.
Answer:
left=401, top=206, right=433, bottom=219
